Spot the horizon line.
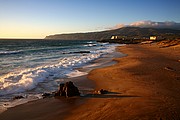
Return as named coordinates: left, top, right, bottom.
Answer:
left=1, top=26, right=180, bottom=39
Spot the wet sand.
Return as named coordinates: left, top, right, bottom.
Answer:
left=1, top=43, right=180, bottom=120
left=66, top=43, right=180, bottom=120
left=0, top=48, right=121, bottom=120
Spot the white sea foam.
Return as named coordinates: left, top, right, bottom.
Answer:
left=0, top=43, right=118, bottom=97
left=66, top=70, right=88, bottom=78
left=83, top=44, right=97, bottom=47
left=0, top=40, right=120, bottom=112
left=86, top=41, right=93, bottom=43
left=2, top=94, right=42, bottom=108
left=0, top=50, right=23, bottom=55
left=0, top=53, right=102, bottom=96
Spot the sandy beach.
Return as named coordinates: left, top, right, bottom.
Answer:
left=1, top=42, right=180, bottom=120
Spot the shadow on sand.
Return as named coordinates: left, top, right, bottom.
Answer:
left=81, top=92, right=140, bottom=99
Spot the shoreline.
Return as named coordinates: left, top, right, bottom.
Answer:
left=0, top=45, right=124, bottom=120
left=66, top=43, right=180, bottom=120
left=1, top=43, right=180, bottom=120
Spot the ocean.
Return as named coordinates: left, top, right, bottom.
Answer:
left=0, top=39, right=118, bottom=111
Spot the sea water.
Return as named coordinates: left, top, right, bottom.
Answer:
left=0, top=39, right=118, bottom=111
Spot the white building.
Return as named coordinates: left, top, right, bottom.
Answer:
left=150, top=36, right=157, bottom=40
left=111, top=36, right=118, bottom=39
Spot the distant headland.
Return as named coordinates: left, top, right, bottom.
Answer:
left=45, top=27, right=180, bottom=43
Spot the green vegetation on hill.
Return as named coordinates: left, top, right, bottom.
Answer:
left=45, top=27, right=180, bottom=41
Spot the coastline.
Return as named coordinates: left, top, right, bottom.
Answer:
left=66, top=43, right=180, bottom=120
left=1, top=43, right=180, bottom=120
left=0, top=45, right=123, bottom=120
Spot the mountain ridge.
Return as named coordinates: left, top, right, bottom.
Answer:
left=45, top=27, right=180, bottom=40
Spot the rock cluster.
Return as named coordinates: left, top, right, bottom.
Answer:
left=55, top=81, right=80, bottom=97
left=42, top=93, right=52, bottom=98
left=93, top=89, right=108, bottom=95
left=97, top=89, right=108, bottom=94
left=13, top=95, right=24, bottom=100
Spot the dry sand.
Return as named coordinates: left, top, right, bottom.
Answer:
left=66, top=43, right=180, bottom=120
left=0, top=43, right=180, bottom=120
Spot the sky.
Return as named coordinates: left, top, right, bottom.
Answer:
left=0, top=0, right=180, bottom=38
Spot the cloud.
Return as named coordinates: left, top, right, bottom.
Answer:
left=111, top=20, right=180, bottom=30
left=111, top=24, right=125, bottom=29
left=130, top=20, right=180, bottom=29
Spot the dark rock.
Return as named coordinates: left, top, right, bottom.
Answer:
left=59, top=83, right=66, bottom=96
left=164, top=67, right=175, bottom=71
left=73, top=51, right=91, bottom=54
left=55, top=81, right=80, bottom=97
left=13, top=95, right=24, bottom=100
left=54, top=92, right=59, bottom=96
left=42, top=93, right=51, bottom=98
left=98, top=89, right=108, bottom=94
left=65, top=81, right=80, bottom=97
left=63, top=51, right=90, bottom=54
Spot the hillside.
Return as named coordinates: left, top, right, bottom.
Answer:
left=45, top=27, right=180, bottom=40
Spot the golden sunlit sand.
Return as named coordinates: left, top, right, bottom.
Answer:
left=0, top=42, right=180, bottom=120
left=66, top=42, right=180, bottom=120
left=1, top=1, right=180, bottom=119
